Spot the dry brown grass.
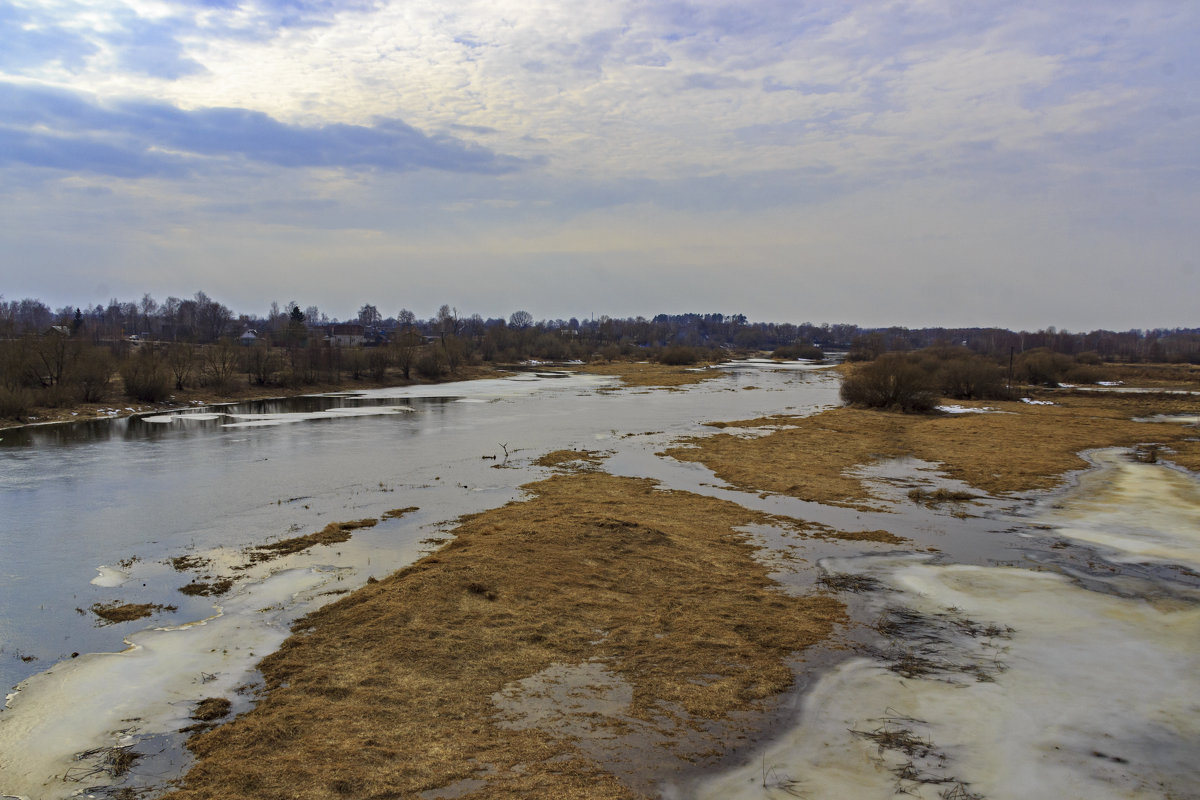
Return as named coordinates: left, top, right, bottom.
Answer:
left=573, top=361, right=723, bottom=389
left=382, top=506, right=419, bottom=520
left=1102, top=362, right=1200, bottom=389
left=168, top=473, right=844, bottom=800
left=534, top=449, right=607, bottom=469
left=245, top=519, right=378, bottom=563
left=90, top=602, right=176, bottom=624
left=178, top=577, right=235, bottom=597
left=665, top=392, right=1200, bottom=505
left=191, top=697, right=233, bottom=722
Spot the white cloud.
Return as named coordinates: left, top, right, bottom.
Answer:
left=0, top=1, right=1197, bottom=329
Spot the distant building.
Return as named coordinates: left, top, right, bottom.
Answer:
left=239, top=329, right=259, bottom=346
left=325, top=324, right=365, bottom=347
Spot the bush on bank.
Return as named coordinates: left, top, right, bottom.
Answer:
left=840, top=353, right=940, bottom=412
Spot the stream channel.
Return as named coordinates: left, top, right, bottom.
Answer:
left=1, top=363, right=1198, bottom=799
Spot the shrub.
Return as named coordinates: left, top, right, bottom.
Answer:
left=415, top=349, right=446, bottom=379
left=367, top=347, right=390, bottom=381
left=74, top=347, right=114, bottom=402
left=120, top=348, right=171, bottom=402
left=40, top=383, right=78, bottom=408
left=597, top=344, right=621, bottom=362
left=0, top=386, right=33, bottom=419
left=772, top=343, right=825, bottom=361
left=1065, top=363, right=1107, bottom=385
left=840, top=354, right=938, bottom=412
left=657, top=345, right=700, bottom=366
left=1016, top=348, right=1073, bottom=387
left=933, top=353, right=1008, bottom=400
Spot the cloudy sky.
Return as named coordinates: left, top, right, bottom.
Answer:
left=1, top=0, right=1196, bottom=330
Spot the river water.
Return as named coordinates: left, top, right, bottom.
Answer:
left=1, top=364, right=1197, bottom=799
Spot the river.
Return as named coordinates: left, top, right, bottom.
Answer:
left=1, top=364, right=1197, bottom=799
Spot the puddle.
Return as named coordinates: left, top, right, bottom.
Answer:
left=493, top=661, right=635, bottom=737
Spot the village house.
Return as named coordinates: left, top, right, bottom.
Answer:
left=324, top=324, right=366, bottom=347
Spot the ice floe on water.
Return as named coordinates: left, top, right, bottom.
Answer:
left=698, top=554, right=1200, bottom=800
left=0, top=565, right=350, bottom=799
left=141, top=412, right=224, bottom=423
left=1031, top=448, right=1200, bottom=571
left=715, top=358, right=838, bottom=372
left=144, top=407, right=415, bottom=427
left=697, top=448, right=1200, bottom=800
left=88, top=566, right=129, bottom=587
left=220, top=405, right=414, bottom=428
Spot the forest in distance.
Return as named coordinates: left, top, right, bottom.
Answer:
left=2, top=290, right=1199, bottom=423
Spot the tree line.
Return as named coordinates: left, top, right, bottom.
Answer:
left=2, top=290, right=1198, bottom=421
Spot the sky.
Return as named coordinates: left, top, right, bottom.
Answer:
left=0, top=0, right=1196, bottom=330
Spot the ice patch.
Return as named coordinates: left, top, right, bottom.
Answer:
left=89, top=566, right=129, bottom=587
left=698, top=556, right=1200, bottom=800
left=0, top=566, right=348, bottom=799
left=1021, top=397, right=1054, bottom=405
left=1034, top=448, right=1200, bottom=570
left=937, top=404, right=998, bottom=414
left=699, top=447, right=1200, bottom=800
left=141, top=412, right=224, bottom=424
left=716, top=359, right=838, bottom=372
left=1136, top=414, right=1200, bottom=426
left=221, top=406, right=414, bottom=428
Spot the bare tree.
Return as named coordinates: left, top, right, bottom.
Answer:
left=166, top=342, right=197, bottom=390
left=391, top=328, right=423, bottom=380
left=203, top=339, right=239, bottom=390
left=436, top=305, right=459, bottom=340
left=358, top=304, right=381, bottom=329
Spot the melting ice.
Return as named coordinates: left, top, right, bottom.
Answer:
left=697, top=450, right=1200, bottom=800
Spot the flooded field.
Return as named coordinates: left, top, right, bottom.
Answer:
left=1, top=364, right=1197, bottom=799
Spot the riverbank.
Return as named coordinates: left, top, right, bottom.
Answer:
left=160, top=373, right=1199, bottom=798
left=665, top=389, right=1200, bottom=509
left=0, top=360, right=729, bottom=433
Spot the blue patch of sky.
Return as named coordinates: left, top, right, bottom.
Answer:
left=104, top=13, right=207, bottom=79
left=249, top=0, right=379, bottom=28
left=0, top=127, right=186, bottom=178
left=0, top=82, right=531, bottom=176
left=0, top=2, right=98, bottom=72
